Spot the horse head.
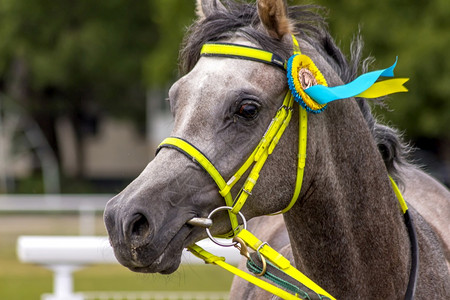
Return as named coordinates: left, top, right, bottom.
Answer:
left=103, top=1, right=450, bottom=299
left=104, top=0, right=401, bottom=277
left=104, top=0, right=328, bottom=273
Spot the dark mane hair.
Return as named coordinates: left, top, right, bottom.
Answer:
left=179, top=0, right=411, bottom=185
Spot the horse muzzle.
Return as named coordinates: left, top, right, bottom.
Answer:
left=103, top=187, right=221, bottom=274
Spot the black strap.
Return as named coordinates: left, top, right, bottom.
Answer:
left=404, top=210, right=419, bottom=299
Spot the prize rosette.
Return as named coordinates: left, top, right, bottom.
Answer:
left=286, top=54, right=328, bottom=113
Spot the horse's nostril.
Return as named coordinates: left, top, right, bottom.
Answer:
left=130, top=213, right=150, bottom=239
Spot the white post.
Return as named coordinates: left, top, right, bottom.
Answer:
left=42, top=265, right=83, bottom=300
left=17, top=236, right=240, bottom=300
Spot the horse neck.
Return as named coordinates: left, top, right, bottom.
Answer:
left=283, top=100, right=411, bottom=298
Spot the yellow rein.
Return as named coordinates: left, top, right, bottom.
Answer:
left=157, top=37, right=411, bottom=300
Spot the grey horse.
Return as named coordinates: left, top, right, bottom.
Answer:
left=104, top=0, right=450, bottom=298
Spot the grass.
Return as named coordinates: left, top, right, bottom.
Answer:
left=0, top=214, right=234, bottom=300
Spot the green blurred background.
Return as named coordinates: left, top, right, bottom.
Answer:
left=0, top=0, right=449, bottom=193
left=0, top=0, right=448, bottom=299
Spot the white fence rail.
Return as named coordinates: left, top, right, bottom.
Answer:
left=78, top=291, right=230, bottom=300
left=17, top=236, right=240, bottom=300
left=0, top=194, right=111, bottom=212
left=0, top=194, right=111, bottom=235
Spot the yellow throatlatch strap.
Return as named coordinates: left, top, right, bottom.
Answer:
left=188, top=244, right=300, bottom=300
left=201, top=43, right=285, bottom=70
left=279, top=35, right=306, bottom=213
left=389, top=175, right=409, bottom=214
left=279, top=106, right=307, bottom=214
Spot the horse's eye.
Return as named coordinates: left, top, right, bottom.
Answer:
left=236, top=102, right=259, bottom=120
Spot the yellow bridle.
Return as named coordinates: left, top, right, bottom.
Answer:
left=156, top=36, right=333, bottom=299
left=158, top=37, right=307, bottom=236
left=156, top=36, right=415, bottom=300
left=158, top=91, right=305, bottom=238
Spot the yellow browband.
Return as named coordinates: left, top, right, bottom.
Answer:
left=200, top=43, right=285, bottom=69
left=157, top=38, right=412, bottom=299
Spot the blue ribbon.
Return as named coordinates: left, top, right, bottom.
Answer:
left=304, top=58, right=398, bottom=105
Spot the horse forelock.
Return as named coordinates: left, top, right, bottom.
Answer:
left=179, top=0, right=411, bottom=186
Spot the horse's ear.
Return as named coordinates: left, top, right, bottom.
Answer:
left=257, top=0, right=293, bottom=39
left=196, top=0, right=227, bottom=20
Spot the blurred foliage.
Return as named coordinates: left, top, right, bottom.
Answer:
left=143, top=0, right=196, bottom=87
left=12, top=175, right=45, bottom=194
left=314, top=0, right=450, bottom=140
left=0, top=0, right=158, bottom=177
left=1, top=0, right=448, bottom=139
left=146, top=0, right=450, bottom=140
left=0, top=0, right=448, bottom=182
left=11, top=173, right=133, bottom=194
left=0, top=0, right=156, bottom=120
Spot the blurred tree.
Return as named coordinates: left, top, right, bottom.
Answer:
left=0, top=0, right=157, bottom=177
left=1, top=0, right=448, bottom=183
left=313, top=0, right=450, bottom=184
left=313, top=0, right=450, bottom=140
left=144, top=0, right=450, bottom=141
left=143, top=0, right=196, bottom=87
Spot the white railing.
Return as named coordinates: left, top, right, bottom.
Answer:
left=79, top=291, right=230, bottom=300
left=0, top=194, right=111, bottom=212
left=0, top=194, right=111, bottom=235
left=17, top=236, right=240, bottom=300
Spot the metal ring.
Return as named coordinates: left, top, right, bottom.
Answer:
left=255, top=253, right=267, bottom=277
left=255, top=242, right=269, bottom=277
left=205, top=206, right=247, bottom=247
left=257, top=241, right=269, bottom=253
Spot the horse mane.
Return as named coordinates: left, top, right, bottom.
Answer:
left=179, top=0, right=412, bottom=186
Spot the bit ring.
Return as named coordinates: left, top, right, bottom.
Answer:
left=205, top=206, right=247, bottom=247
